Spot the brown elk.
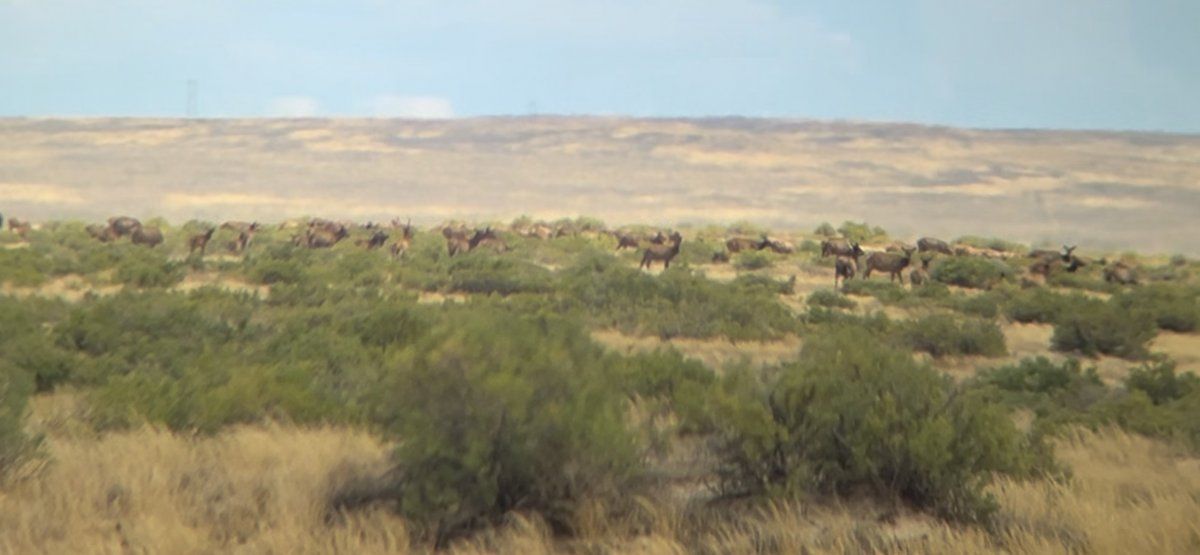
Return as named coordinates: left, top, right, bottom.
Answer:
left=443, top=225, right=471, bottom=256
left=468, top=227, right=509, bottom=253
left=763, top=238, right=795, bottom=254
left=7, top=218, right=32, bottom=239
left=86, top=224, right=115, bottom=242
left=909, top=257, right=932, bottom=286
left=726, top=235, right=769, bottom=253
left=917, top=237, right=953, bottom=255
left=886, top=241, right=916, bottom=253
left=834, top=256, right=857, bottom=290
left=640, top=231, right=683, bottom=270
left=107, top=216, right=142, bottom=238
left=1028, top=246, right=1067, bottom=261
left=188, top=228, right=215, bottom=256
left=821, top=238, right=864, bottom=259
left=389, top=220, right=415, bottom=259
left=357, top=230, right=389, bottom=250
left=221, top=221, right=260, bottom=234
left=306, top=227, right=347, bottom=249
left=130, top=225, right=163, bottom=248
left=613, top=230, right=641, bottom=251
left=1103, top=262, right=1138, bottom=285
left=863, top=247, right=916, bottom=284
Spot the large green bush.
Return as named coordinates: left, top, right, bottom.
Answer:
left=931, top=256, right=1012, bottom=289
left=0, top=361, right=37, bottom=478
left=1051, top=297, right=1156, bottom=359
left=377, top=308, right=640, bottom=543
left=900, top=314, right=1007, bottom=358
left=1115, top=284, right=1200, bottom=333
left=709, top=325, right=1042, bottom=523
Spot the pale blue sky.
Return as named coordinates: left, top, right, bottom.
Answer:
left=2, top=0, right=1197, bottom=131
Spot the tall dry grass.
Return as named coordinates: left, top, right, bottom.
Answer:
left=3, top=420, right=1199, bottom=554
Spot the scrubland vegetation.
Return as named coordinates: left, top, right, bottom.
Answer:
left=2, top=218, right=1199, bottom=553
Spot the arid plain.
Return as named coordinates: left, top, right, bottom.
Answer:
left=3, top=117, right=1199, bottom=255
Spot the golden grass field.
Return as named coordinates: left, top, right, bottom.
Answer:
left=2, top=117, right=1199, bottom=255
left=5, top=391, right=1199, bottom=554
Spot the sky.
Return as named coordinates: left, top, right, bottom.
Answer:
left=1, top=0, right=1197, bottom=132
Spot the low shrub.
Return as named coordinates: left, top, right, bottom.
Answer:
left=1051, top=298, right=1156, bottom=359
left=1124, top=359, right=1199, bottom=405
left=447, top=254, right=554, bottom=295
left=807, top=289, right=855, bottom=309
left=113, top=248, right=185, bottom=288
left=1115, top=284, right=1200, bottom=333
left=709, top=325, right=1043, bottom=523
left=837, top=221, right=887, bottom=244
left=0, top=361, right=37, bottom=478
left=1006, top=288, right=1086, bottom=324
left=900, top=314, right=1006, bottom=358
left=931, top=256, right=1012, bottom=289
left=733, top=250, right=773, bottom=271
left=841, top=279, right=908, bottom=304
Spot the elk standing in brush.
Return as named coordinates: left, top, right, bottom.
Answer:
left=357, top=230, right=389, bottom=250
left=640, top=231, right=683, bottom=270
left=130, top=225, right=163, bottom=248
left=86, top=224, right=115, bottom=242
left=188, top=228, right=215, bottom=256
left=821, top=238, right=863, bottom=259
left=306, top=227, right=346, bottom=249
left=917, top=237, right=953, bottom=256
left=1103, top=262, right=1138, bottom=285
left=389, top=220, right=414, bottom=259
left=834, top=256, right=857, bottom=290
left=726, top=235, right=768, bottom=253
left=864, top=247, right=916, bottom=284
left=107, top=216, right=141, bottom=238
left=7, top=218, right=32, bottom=239
left=443, top=226, right=471, bottom=256
left=468, top=227, right=509, bottom=253
left=909, top=257, right=931, bottom=286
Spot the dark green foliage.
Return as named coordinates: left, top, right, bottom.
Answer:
left=841, top=279, right=908, bottom=303
left=836, top=221, right=887, bottom=243
left=931, top=257, right=1012, bottom=289
left=1006, top=288, right=1087, bottom=324
left=0, top=248, right=50, bottom=287
left=980, top=357, right=1102, bottom=397
left=814, top=222, right=837, bottom=237
left=1124, top=359, right=1199, bottom=405
left=560, top=253, right=798, bottom=340
left=731, top=273, right=795, bottom=295
left=113, top=247, right=185, bottom=288
left=378, top=309, right=640, bottom=542
left=807, top=289, right=855, bottom=309
left=709, top=325, right=1042, bottom=523
left=446, top=254, right=554, bottom=295
left=900, top=314, right=1007, bottom=358
left=1115, top=284, right=1200, bottom=333
left=616, top=349, right=715, bottom=401
left=1051, top=297, right=1156, bottom=359
left=733, top=250, right=773, bottom=271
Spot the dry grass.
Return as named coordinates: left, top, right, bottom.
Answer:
left=6, top=403, right=1200, bottom=555
left=591, top=329, right=802, bottom=370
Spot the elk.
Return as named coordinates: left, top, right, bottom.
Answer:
left=834, top=255, right=857, bottom=290
left=726, top=235, right=769, bottom=254
left=613, top=230, right=641, bottom=251
left=86, top=224, right=115, bottom=242
left=443, top=226, right=471, bottom=257
left=917, top=237, right=953, bottom=255
left=863, top=247, right=916, bottom=284
left=886, top=241, right=916, bottom=253
left=468, top=227, right=509, bottom=253
left=389, top=220, right=415, bottom=259
left=1103, top=262, right=1138, bottom=285
left=130, top=225, right=163, bottom=248
left=357, top=230, right=389, bottom=250
left=306, top=227, right=347, bottom=249
left=640, top=231, right=683, bottom=270
left=821, top=238, right=864, bottom=259
left=909, top=257, right=932, bottom=286
left=1028, top=246, right=1067, bottom=261
left=7, top=218, right=32, bottom=239
left=188, top=228, right=215, bottom=256
left=763, top=238, right=795, bottom=255
left=107, top=216, right=142, bottom=238
left=221, top=221, right=260, bottom=234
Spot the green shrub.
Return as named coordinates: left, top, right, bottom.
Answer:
left=0, top=248, right=50, bottom=287
left=733, top=250, right=773, bottom=271
left=814, top=222, right=837, bottom=238
left=447, top=254, right=553, bottom=295
left=114, top=248, right=185, bottom=288
left=836, top=221, right=887, bottom=243
left=617, top=349, right=715, bottom=401
left=1006, top=288, right=1086, bottom=324
left=841, top=279, right=908, bottom=303
left=377, top=309, right=640, bottom=543
left=1051, top=298, right=1156, bottom=359
left=710, top=325, right=1042, bottom=523
left=979, top=357, right=1102, bottom=397
left=930, top=257, right=1011, bottom=289
left=1115, top=284, right=1200, bottom=333
left=1124, top=359, right=1199, bottom=405
left=807, top=289, right=855, bottom=309
left=953, top=236, right=1024, bottom=253
left=900, top=315, right=1006, bottom=358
